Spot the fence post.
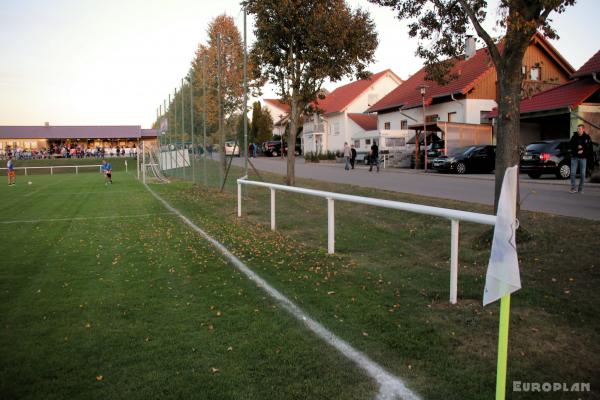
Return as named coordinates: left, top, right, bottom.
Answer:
left=237, top=182, right=242, bottom=217
left=327, top=197, right=335, bottom=254
left=51, top=167, right=53, bottom=176
left=270, top=188, right=276, bottom=231
left=25, top=168, right=28, bottom=176
left=76, top=166, right=78, bottom=174
left=450, top=219, right=459, bottom=304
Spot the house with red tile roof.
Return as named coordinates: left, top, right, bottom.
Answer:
left=302, top=69, right=403, bottom=154
left=367, top=33, right=574, bottom=158
left=262, top=99, right=291, bottom=137
left=508, top=49, right=600, bottom=144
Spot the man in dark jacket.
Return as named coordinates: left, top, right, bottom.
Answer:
left=350, top=145, right=357, bottom=169
left=369, top=141, right=379, bottom=172
left=569, top=124, right=593, bottom=193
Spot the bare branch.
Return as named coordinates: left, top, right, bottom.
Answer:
left=456, top=0, right=502, bottom=66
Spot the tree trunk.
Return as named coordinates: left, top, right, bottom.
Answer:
left=286, top=97, right=299, bottom=186
left=493, top=37, right=528, bottom=213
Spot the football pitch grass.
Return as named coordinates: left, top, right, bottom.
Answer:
left=0, top=172, right=375, bottom=399
left=1, top=167, right=599, bottom=400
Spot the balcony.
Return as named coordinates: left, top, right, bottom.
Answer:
left=303, top=124, right=326, bottom=134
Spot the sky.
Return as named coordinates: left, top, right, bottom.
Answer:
left=0, top=0, right=598, bottom=128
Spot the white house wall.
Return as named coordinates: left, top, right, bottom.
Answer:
left=376, top=98, right=498, bottom=131
left=304, top=72, right=402, bottom=153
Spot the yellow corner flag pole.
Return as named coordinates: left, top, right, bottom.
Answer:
left=495, top=294, right=511, bottom=399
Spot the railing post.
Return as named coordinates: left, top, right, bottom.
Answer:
left=450, top=219, right=459, bottom=304
left=327, top=197, right=335, bottom=254
left=237, top=182, right=242, bottom=217
left=270, top=188, right=276, bottom=231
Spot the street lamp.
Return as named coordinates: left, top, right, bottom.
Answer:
left=279, top=114, right=285, bottom=159
left=417, top=84, right=429, bottom=172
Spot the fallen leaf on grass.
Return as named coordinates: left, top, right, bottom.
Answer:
left=96, top=375, right=103, bottom=381
left=211, top=367, right=219, bottom=374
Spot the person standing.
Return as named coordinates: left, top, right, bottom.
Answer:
left=6, top=156, right=16, bottom=186
left=343, top=142, right=351, bottom=171
left=569, top=124, right=593, bottom=193
left=350, top=144, right=357, bottom=169
left=369, top=141, right=379, bottom=172
left=101, top=159, right=113, bottom=185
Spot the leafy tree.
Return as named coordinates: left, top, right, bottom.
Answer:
left=244, top=0, right=378, bottom=185
left=368, top=0, right=576, bottom=211
left=250, top=102, right=274, bottom=145
left=191, top=14, right=249, bottom=173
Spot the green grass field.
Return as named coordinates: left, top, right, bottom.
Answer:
left=1, top=164, right=598, bottom=400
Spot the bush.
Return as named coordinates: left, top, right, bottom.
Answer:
left=304, top=151, right=336, bottom=162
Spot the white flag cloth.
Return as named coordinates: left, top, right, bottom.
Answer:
left=483, top=165, right=521, bottom=306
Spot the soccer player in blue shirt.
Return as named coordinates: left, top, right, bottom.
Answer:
left=7, top=156, right=16, bottom=186
left=101, top=159, right=112, bottom=184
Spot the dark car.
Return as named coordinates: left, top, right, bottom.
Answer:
left=521, top=139, right=599, bottom=179
left=520, top=139, right=571, bottom=179
left=432, top=145, right=496, bottom=174
left=262, top=141, right=283, bottom=157
left=262, top=140, right=302, bottom=157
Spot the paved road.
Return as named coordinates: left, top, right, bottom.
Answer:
left=234, top=157, right=600, bottom=220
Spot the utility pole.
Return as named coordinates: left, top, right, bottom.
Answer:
left=181, top=78, right=186, bottom=179
left=243, top=9, right=248, bottom=177
left=217, top=32, right=224, bottom=183
left=203, top=54, right=208, bottom=186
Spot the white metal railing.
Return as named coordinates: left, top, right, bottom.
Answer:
left=0, top=165, right=103, bottom=176
left=237, top=176, right=496, bottom=304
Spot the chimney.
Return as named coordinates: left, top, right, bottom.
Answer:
left=465, top=35, right=476, bottom=60
left=44, top=122, right=50, bottom=127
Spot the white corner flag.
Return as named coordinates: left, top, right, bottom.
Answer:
left=483, top=165, right=521, bottom=306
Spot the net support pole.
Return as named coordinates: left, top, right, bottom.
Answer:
left=137, top=139, right=140, bottom=179
left=142, top=141, right=146, bottom=184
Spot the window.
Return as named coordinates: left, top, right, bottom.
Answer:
left=447, top=112, right=457, bottom=122
left=385, top=138, right=406, bottom=147
left=522, top=65, right=527, bottom=75
left=425, top=114, right=439, bottom=123
left=530, top=66, right=541, bottom=81
left=333, top=122, right=340, bottom=136
left=401, top=120, right=408, bottom=130
left=480, top=111, right=491, bottom=124
left=365, top=139, right=371, bottom=145
left=384, top=122, right=391, bottom=130
left=354, top=140, right=360, bottom=148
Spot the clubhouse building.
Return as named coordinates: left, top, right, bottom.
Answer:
left=0, top=125, right=157, bottom=156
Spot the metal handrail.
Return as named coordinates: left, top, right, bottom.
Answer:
left=237, top=176, right=496, bottom=304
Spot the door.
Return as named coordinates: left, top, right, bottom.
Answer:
left=315, top=135, right=323, bottom=154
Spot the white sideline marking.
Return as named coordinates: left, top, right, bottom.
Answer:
left=0, top=212, right=173, bottom=224
left=144, top=183, right=421, bottom=400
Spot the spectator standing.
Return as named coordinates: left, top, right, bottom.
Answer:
left=369, top=141, right=380, bottom=172
left=343, top=142, right=351, bottom=171
left=569, top=124, right=593, bottom=193
left=350, top=145, right=357, bottom=169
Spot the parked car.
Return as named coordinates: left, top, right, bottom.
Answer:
left=521, top=139, right=599, bottom=179
left=262, top=140, right=302, bottom=157
left=432, top=145, right=496, bottom=174
left=224, top=141, right=240, bottom=156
